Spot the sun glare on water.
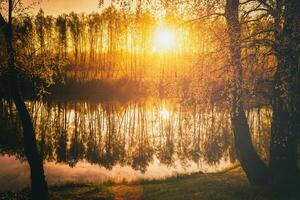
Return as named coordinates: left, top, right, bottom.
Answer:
left=161, top=107, right=170, bottom=119
left=154, top=27, right=175, bottom=52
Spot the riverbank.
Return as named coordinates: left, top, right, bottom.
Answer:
left=47, top=78, right=149, bottom=101
left=1, top=167, right=299, bottom=200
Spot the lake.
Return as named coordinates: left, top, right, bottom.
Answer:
left=0, top=99, right=272, bottom=191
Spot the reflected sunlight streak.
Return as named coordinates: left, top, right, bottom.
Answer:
left=161, top=107, right=170, bottom=119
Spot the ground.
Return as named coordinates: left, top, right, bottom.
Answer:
left=1, top=167, right=299, bottom=200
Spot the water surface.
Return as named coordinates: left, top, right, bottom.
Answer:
left=0, top=99, right=271, bottom=191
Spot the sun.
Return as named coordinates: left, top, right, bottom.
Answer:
left=153, top=27, right=175, bottom=52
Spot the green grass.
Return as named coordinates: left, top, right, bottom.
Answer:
left=139, top=168, right=300, bottom=200
left=1, top=167, right=300, bottom=200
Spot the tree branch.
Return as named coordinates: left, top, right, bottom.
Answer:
left=183, top=12, right=225, bottom=24
left=256, top=0, right=275, bottom=16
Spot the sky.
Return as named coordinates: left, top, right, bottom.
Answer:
left=25, top=0, right=101, bottom=15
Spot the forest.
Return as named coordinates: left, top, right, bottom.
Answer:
left=0, top=0, right=299, bottom=200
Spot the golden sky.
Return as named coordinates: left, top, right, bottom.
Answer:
left=26, top=0, right=101, bottom=15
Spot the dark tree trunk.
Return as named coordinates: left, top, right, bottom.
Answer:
left=12, top=90, right=49, bottom=200
left=283, top=0, right=300, bottom=181
left=225, top=0, right=268, bottom=185
left=232, top=106, right=269, bottom=185
left=269, top=0, right=300, bottom=184
left=0, top=1, right=49, bottom=199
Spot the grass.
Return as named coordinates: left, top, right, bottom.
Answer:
left=1, top=167, right=299, bottom=200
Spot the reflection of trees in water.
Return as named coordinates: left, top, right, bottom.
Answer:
left=130, top=103, right=154, bottom=172
left=0, top=100, right=271, bottom=172
left=55, top=101, right=69, bottom=163
left=0, top=100, right=24, bottom=157
left=68, top=102, right=86, bottom=166
left=156, top=102, right=175, bottom=166
left=246, top=108, right=272, bottom=160
left=201, top=105, right=233, bottom=165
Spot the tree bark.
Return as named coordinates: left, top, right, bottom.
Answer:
left=0, top=1, right=49, bottom=199
left=225, top=0, right=268, bottom=185
left=269, top=0, right=300, bottom=184
left=12, top=89, right=49, bottom=200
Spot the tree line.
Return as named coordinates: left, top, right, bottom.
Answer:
left=0, top=4, right=273, bottom=101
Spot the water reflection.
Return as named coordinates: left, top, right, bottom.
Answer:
left=0, top=99, right=272, bottom=189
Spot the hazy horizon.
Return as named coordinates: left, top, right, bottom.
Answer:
left=25, top=0, right=100, bottom=15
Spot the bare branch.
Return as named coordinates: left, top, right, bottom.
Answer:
left=242, top=28, right=275, bottom=41
left=183, top=12, right=225, bottom=24
left=256, top=0, right=275, bottom=15
left=241, top=12, right=269, bottom=24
